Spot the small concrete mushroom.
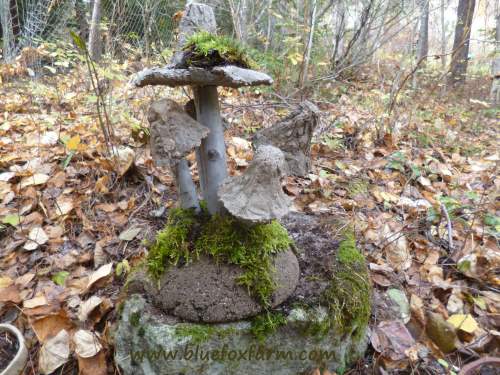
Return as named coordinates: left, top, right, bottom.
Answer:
left=253, top=101, right=320, bottom=177
left=133, top=2, right=273, bottom=215
left=218, top=145, right=292, bottom=223
left=148, top=99, right=209, bottom=211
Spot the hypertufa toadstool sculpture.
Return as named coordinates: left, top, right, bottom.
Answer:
left=148, top=99, right=209, bottom=212
left=133, top=3, right=273, bottom=215
left=253, top=100, right=320, bottom=177
left=218, top=145, right=291, bottom=223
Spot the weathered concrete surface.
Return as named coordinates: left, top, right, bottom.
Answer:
left=148, top=98, right=209, bottom=167
left=114, top=295, right=368, bottom=375
left=218, top=145, right=291, bottom=223
left=154, top=250, right=299, bottom=323
left=132, top=66, right=273, bottom=88
left=253, top=101, right=320, bottom=176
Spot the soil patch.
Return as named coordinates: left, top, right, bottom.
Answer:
left=279, top=212, right=340, bottom=311
left=0, top=329, right=19, bottom=372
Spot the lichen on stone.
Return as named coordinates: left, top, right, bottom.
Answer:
left=146, top=206, right=293, bottom=306
left=179, top=31, right=257, bottom=69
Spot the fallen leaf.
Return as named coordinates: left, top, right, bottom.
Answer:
left=19, top=173, right=50, bottom=188
left=78, top=295, right=103, bottom=321
left=39, top=329, right=70, bottom=374
left=0, top=284, right=21, bottom=304
left=0, top=171, right=15, bottom=181
left=66, top=135, right=81, bottom=151
left=447, top=314, right=478, bottom=334
left=2, top=214, right=21, bottom=226
left=387, top=289, right=410, bottom=323
left=381, top=224, right=411, bottom=271
left=41, top=131, right=59, bottom=146
left=52, top=271, right=70, bottom=286
left=119, top=226, right=142, bottom=241
left=15, top=273, right=35, bottom=287
left=0, top=276, right=13, bottom=288
left=93, top=243, right=107, bottom=267
left=54, top=195, right=74, bottom=217
left=24, top=227, right=49, bottom=250
left=410, top=294, right=425, bottom=325
left=74, top=329, right=102, bottom=358
left=113, top=146, right=135, bottom=176
left=371, top=320, right=415, bottom=361
left=86, top=263, right=113, bottom=290
left=31, top=312, right=74, bottom=343
left=23, top=294, right=48, bottom=309
left=77, top=351, right=107, bottom=375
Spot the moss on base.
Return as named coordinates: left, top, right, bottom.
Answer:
left=147, top=207, right=293, bottom=306
left=250, top=311, right=287, bottom=342
left=320, top=230, right=371, bottom=339
left=182, top=32, right=257, bottom=69
left=175, top=324, right=236, bottom=344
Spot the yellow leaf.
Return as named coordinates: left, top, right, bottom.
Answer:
left=447, top=314, right=478, bottom=333
left=67, top=135, right=81, bottom=151
left=0, top=276, right=13, bottom=289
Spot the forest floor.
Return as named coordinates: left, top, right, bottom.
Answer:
left=0, top=58, right=498, bottom=375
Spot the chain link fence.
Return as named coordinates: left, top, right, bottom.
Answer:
left=0, top=0, right=236, bottom=63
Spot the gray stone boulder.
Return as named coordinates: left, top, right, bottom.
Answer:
left=114, top=295, right=368, bottom=375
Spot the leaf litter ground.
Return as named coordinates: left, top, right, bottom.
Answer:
left=0, top=58, right=498, bottom=374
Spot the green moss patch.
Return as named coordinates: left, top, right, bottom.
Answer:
left=147, top=207, right=292, bottom=306
left=175, top=324, right=236, bottom=344
left=306, top=231, right=370, bottom=339
left=250, top=311, right=287, bottom=341
left=321, top=231, right=371, bottom=339
left=180, top=31, right=256, bottom=69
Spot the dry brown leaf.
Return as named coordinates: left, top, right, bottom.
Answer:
left=15, top=273, right=35, bottom=287
left=0, top=284, right=21, bottom=303
left=371, top=320, right=415, bottom=361
left=74, top=329, right=102, bottom=358
left=54, top=195, right=74, bottom=217
left=86, top=263, right=113, bottom=291
left=0, top=276, right=13, bottom=288
left=23, top=294, right=48, bottom=309
left=77, top=350, right=107, bottom=375
left=93, top=243, right=107, bottom=267
left=24, top=226, right=49, bottom=250
left=31, top=311, right=74, bottom=343
left=113, top=146, right=135, bottom=176
left=78, top=296, right=103, bottom=322
left=19, top=173, right=50, bottom=188
left=39, top=329, right=70, bottom=374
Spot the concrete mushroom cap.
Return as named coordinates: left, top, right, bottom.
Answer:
left=148, top=99, right=209, bottom=168
left=132, top=65, right=273, bottom=88
left=218, top=145, right=292, bottom=223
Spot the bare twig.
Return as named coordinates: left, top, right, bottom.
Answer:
left=458, top=357, right=500, bottom=375
left=440, top=202, right=454, bottom=251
